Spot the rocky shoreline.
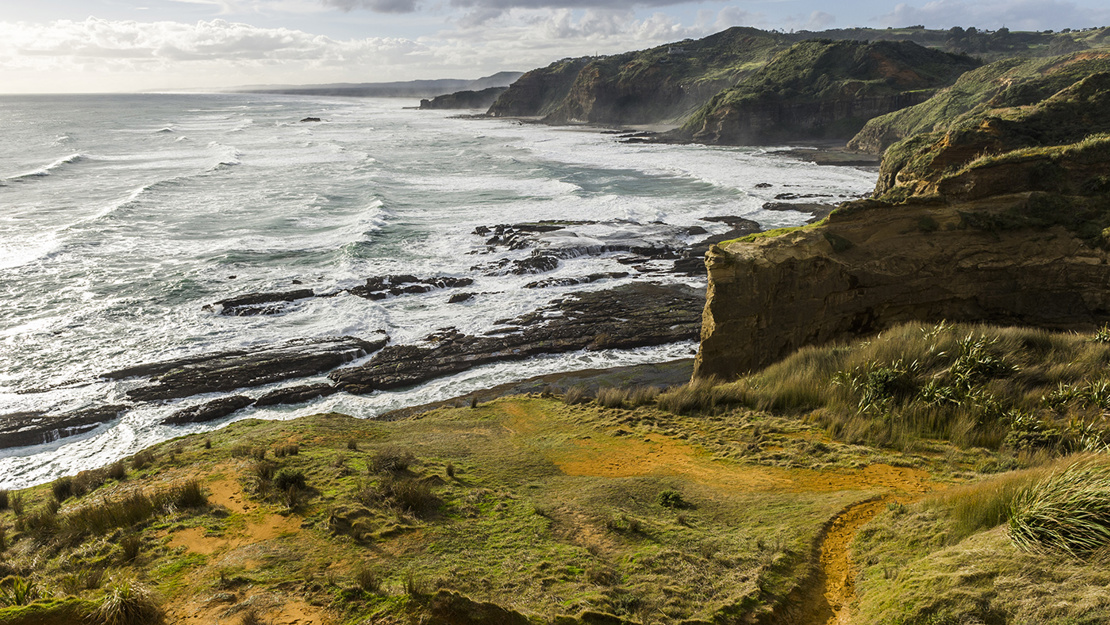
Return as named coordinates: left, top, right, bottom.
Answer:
left=0, top=164, right=846, bottom=452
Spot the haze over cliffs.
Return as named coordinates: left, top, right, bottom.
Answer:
left=695, top=49, right=1110, bottom=379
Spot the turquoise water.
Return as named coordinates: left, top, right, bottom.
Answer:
left=0, top=93, right=876, bottom=487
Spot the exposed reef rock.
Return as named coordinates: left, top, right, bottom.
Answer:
left=162, top=395, right=254, bottom=426
left=107, top=336, right=385, bottom=401
left=348, top=275, right=475, bottom=300
left=419, top=87, right=509, bottom=110
left=210, top=289, right=315, bottom=316
left=676, top=40, right=979, bottom=145
left=0, top=405, right=126, bottom=451
left=330, top=283, right=702, bottom=393
left=695, top=56, right=1110, bottom=380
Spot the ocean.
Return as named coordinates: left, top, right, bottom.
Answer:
left=0, top=93, right=876, bottom=488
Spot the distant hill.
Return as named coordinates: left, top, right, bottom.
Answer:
left=230, top=72, right=524, bottom=98
left=673, top=39, right=980, bottom=144
left=483, top=25, right=1110, bottom=144
left=419, top=86, right=509, bottom=110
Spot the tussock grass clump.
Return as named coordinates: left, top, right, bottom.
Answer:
left=0, top=576, right=39, bottom=606
left=167, top=480, right=207, bottom=509
left=119, top=534, right=141, bottom=563
left=0, top=489, right=8, bottom=511
left=231, top=445, right=266, bottom=460
left=627, top=385, right=661, bottom=406
left=96, top=577, right=163, bottom=625
left=359, top=475, right=438, bottom=516
left=106, top=461, right=127, bottom=481
left=562, top=386, right=590, bottom=405
left=1008, top=456, right=1110, bottom=556
left=353, top=564, right=381, bottom=593
left=926, top=465, right=1049, bottom=542
left=129, top=450, right=155, bottom=471
left=596, top=387, right=630, bottom=408
left=9, top=493, right=24, bottom=517
left=273, top=469, right=306, bottom=492
left=368, top=448, right=415, bottom=474
left=273, top=443, right=299, bottom=458
left=663, top=322, right=1110, bottom=453
left=51, top=476, right=75, bottom=502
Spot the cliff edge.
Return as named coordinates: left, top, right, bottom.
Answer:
left=695, top=58, right=1110, bottom=379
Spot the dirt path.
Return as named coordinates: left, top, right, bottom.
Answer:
left=781, top=497, right=898, bottom=625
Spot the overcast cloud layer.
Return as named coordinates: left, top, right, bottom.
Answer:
left=0, top=0, right=1108, bottom=93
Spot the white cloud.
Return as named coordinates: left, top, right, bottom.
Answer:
left=879, top=0, right=1110, bottom=31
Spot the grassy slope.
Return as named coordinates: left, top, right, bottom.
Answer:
left=5, top=323, right=1110, bottom=623
left=677, top=39, right=980, bottom=143
left=852, top=50, right=1110, bottom=156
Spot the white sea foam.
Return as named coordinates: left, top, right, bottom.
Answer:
left=0, top=95, right=878, bottom=489
left=6, top=153, right=86, bottom=181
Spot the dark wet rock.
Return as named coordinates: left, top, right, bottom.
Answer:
left=0, top=405, right=127, bottom=450
left=300, top=117, right=322, bottom=122
left=773, top=192, right=833, bottom=201
left=761, top=201, right=838, bottom=223
left=329, top=282, right=703, bottom=393
left=108, top=336, right=386, bottom=401
left=448, top=292, right=475, bottom=304
left=511, top=253, right=561, bottom=274
left=348, top=275, right=474, bottom=300
left=209, top=289, right=315, bottom=316
left=673, top=216, right=762, bottom=276
left=162, top=395, right=254, bottom=426
left=686, top=225, right=709, bottom=236
left=524, top=272, right=629, bottom=289
left=754, top=182, right=773, bottom=188
left=255, top=383, right=338, bottom=407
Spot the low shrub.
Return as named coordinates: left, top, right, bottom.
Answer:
left=1009, top=457, right=1110, bottom=556
left=658, top=489, right=687, bottom=509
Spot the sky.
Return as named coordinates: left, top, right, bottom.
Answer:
left=1, top=0, right=1109, bottom=93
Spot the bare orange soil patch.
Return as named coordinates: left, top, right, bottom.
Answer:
left=166, top=475, right=299, bottom=556
left=552, top=430, right=931, bottom=497
left=166, top=593, right=329, bottom=625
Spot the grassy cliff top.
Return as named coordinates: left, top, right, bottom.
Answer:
left=3, top=323, right=1110, bottom=624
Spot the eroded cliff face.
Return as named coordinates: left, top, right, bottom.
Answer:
left=695, top=61, right=1110, bottom=380
left=694, top=195, right=1110, bottom=379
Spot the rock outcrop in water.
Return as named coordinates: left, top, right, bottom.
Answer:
left=331, top=283, right=703, bottom=393
left=419, top=87, right=509, bottom=110
left=695, top=55, right=1110, bottom=379
left=107, top=336, right=385, bottom=401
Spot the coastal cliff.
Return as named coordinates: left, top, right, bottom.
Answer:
left=675, top=40, right=979, bottom=144
left=487, top=27, right=785, bottom=123
left=695, top=56, right=1110, bottom=379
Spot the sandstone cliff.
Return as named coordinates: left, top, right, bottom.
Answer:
left=695, top=59, right=1110, bottom=380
